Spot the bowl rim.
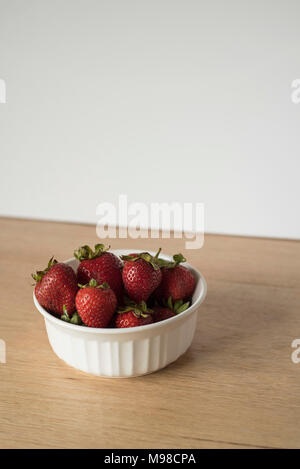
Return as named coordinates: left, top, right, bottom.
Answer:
left=33, top=250, right=207, bottom=335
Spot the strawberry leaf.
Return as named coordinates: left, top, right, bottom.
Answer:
left=74, top=244, right=109, bottom=261
left=167, top=296, right=173, bottom=310
left=121, top=248, right=162, bottom=270
left=70, top=311, right=82, bottom=325
left=31, top=256, right=58, bottom=284
left=175, top=301, right=190, bottom=314
left=157, top=253, right=186, bottom=269
left=61, top=304, right=70, bottom=322
left=117, top=301, right=153, bottom=318
left=163, top=297, right=190, bottom=314
left=78, top=279, right=110, bottom=289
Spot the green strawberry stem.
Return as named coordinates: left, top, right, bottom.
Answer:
left=61, top=305, right=82, bottom=325
left=173, top=253, right=186, bottom=265
left=74, top=244, right=109, bottom=261
left=61, top=304, right=70, bottom=322
left=70, top=311, right=82, bottom=325
left=157, top=253, right=186, bottom=269
left=31, top=256, right=58, bottom=284
left=120, top=248, right=162, bottom=271
left=165, top=297, right=190, bottom=314
left=117, top=299, right=153, bottom=319
left=154, top=247, right=162, bottom=259
left=78, top=279, right=110, bottom=289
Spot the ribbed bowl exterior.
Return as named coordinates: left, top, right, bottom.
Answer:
left=44, top=310, right=199, bottom=377
left=34, top=251, right=207, bottom=378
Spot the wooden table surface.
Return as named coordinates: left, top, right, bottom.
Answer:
left=0, top=217, right=299, bottom=449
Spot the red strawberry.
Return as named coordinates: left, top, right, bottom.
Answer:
left=153, top=298, right=190, bottom=323
left=74, top=244, right=123, bottom=302
left=33, top=257, right=78, bottom=315
left=107, top=314, right=117, bottom=328
left=121, top=250, right=162, bottom=303
left=155, top=253, right=196, bottom=302
left=115, top=300, right=153, bottom=328
left=153, top=307, right=175, bottom=322
left=75, top=279, right=117, bottom=328
left=115, top=311, right=153, bottom=328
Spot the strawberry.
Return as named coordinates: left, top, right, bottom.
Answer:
left=155, top=253, right=196, bottom=302
left=153, top=297, right=190, bottom=323
left=33, top=257, right=78, bottom=315
left=74, top=244, right=123, bottom=302
left=107, top=314, right=117, bottom=328
left=115, top=300, right=153, bottom=328
left=121, top=249, right=162, bottom=303
left=75, top=279, right=117, bottom=328
left=153, top=307, right=175, bottom=322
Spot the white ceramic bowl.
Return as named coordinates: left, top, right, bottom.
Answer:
left=34, top=250, right=207, bottom=378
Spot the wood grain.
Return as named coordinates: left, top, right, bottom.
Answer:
left=0, top=217, right=299, bottom=449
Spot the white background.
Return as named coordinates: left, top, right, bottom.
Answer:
left=0, top=0, right=299, bottom=238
